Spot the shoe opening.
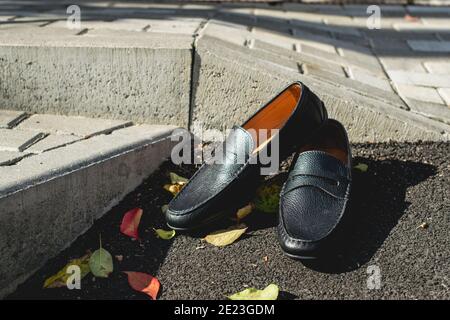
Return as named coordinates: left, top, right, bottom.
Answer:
left=243, top=83, right=302, bottom=153
left=299, top=120, right=349, bottom=165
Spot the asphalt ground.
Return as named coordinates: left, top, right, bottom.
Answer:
left=7, top=142, right=450, bottom=300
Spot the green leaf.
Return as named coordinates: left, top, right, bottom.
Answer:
left=254, top=183, right=281, bottom=213
left=43, top=254, right=91, bottom=288
left=354, top=163, right=368, bottom=172
left=153, top=228, right=176, bottom=240
left=204, top=224, right=247, bottom=247
left=89, top=248, right=113, bottom=278
left=228, top=284, right=279, bottom=300
left=169, top=172, right=188, bottom=185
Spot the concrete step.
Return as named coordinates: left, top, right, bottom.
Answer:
left=0, top=26, right=194, bottom=128
left=0, top=111, right=177, bottom=297
left=2, top=3, right=450, bottom=141
left=193, top=34, right=450, bottom=142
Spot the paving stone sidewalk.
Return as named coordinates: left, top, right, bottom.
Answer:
left=1, top=1, right=450, bottom=126
left=0, top=109, right=131, bottom=165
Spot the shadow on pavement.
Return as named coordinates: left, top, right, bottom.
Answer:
left=183, top=153, right=437, bottom=276
left=302, top=156, right=436, bottom=274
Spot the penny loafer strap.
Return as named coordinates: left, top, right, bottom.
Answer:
left=284, top=151, right=351, bottom=199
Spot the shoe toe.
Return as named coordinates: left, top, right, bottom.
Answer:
left=279, top=186, right=347, bottom=258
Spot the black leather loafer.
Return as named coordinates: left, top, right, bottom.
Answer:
left=166, top=82, right=328, bottom=231
left=278, top=119, right=352, bottom=259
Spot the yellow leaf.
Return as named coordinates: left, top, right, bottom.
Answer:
left=236, top=203, right=253, bottom=222
left=43, top=254, right=91, bottom=288
left=169, top=172, right=188, bottom=185
left=164, top=184, right=183, bottom=196
left=228, top=284, right=279, bottom=300
left=254, top=183, right=281, bottom=213
left=204, top=224, right=247, bottom=247
left=153, top=228, right=176, bottom=240
left=354, top=163, right=368, bottom=172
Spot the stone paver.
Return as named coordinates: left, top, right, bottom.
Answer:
left=424, top=61, right=450, bottom=74
left=17, top=114, right=133, bottom=138
left=0, top=129, right=45, bottom=152
left=407, top=5, right=450, bottom=15
left=388, top=70, right=450, bottom=87
left=0, top=151, right=28, bottom=166
left=406, top=99, right=450, bottom=125
left=48, top=19, right=150, bottom=32
left=0, top=110, right=27, bottom=129
left=380, top=56, right=427, bottom=72
left=1, top=2, right=450, bottom=127
left=26, top=134, right=81, bottom=153
left=437, top=88, right=450, bottom=106
left=395, top=84, right=445, bottom=104
left=347, top=67, right=392, bottom=92
left=408, top=40, right=450, bottom=52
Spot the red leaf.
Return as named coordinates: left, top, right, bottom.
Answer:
left=120, top=208, right=143, bottom=239
left=404, top=14, right=419, bottom=22
left=124, top=271, right=160, bottom=300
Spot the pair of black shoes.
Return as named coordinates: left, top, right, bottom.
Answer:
left=166, top=82, right=352, bottom=260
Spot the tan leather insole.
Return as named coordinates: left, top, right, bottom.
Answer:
left=298, top=124, right=348, bottom=164
left=243, top=84, right=301, bottom=153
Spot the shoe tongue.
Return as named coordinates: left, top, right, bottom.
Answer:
left=292, top=151, right=349, bottom=181
left=214, top=126, right=254, bottom=165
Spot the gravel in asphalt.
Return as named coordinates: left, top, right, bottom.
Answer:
left=7, top=142, right=450, bottom=300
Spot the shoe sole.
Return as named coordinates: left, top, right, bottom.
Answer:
left=282, top=251, right=318, bottom=260
left=166, top=208, right=230, bottom=232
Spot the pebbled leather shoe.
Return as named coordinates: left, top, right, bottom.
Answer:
left=166, top=82, right=328, bottom=231
left=278, top=119, right=352, bottom=259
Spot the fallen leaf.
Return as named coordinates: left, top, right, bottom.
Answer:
left=43, top=254, right=91, bottom=288
left=236, top=203, right=254, bottom=222
left=228, top=283, right=279, bottom=300
left=153, top=228, right=176, bottom=240
left=89, top=247, right=113, bottom=278
left=204, top=224, right=247, bottom=247
left=254, top=183, right=281, bottom=213
left=124, top=272, right=160, bottom=300
left=169, top=172, right=188, bottom=185
left=404, top=14, right=419, bottom=22
left=161, top=204, right=169, bottom=214
left=354, top=163, right=368, bottom=172
left=164, top=184, right=183, bottom=196
left=120, top=208, right=143, bottom=239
